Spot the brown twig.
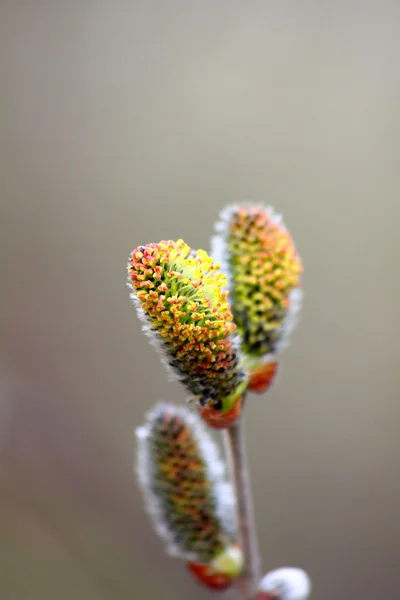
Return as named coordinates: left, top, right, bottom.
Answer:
left=223, top=402, right=261, bottom=599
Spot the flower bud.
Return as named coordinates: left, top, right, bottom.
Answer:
left=135, top=403, right=242, bottom=574
left=257, top=567, right=311, bottom=600
left=212, top=205, right=303, bottom=393
left=128, top=240, right=247, bottom=418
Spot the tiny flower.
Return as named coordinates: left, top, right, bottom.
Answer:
left=128, top=240, right=247, bottom=420
left=257, top=567, right=311, bottom=600
left=212, top=205, right=303, bottom=393
left=135, top=403, right=243, bottom=583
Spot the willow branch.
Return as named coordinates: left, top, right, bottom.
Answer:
left=223, top=404, right=261, bottom=599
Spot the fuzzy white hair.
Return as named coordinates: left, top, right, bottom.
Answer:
left=258, top=567, right=311, bottom=600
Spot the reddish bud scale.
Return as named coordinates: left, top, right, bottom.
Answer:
left=256, top=594, right=280, bottom=600
left=196, top=397, right=242, bottom=429
left=186, top=562, right=233, bottom=591
left=248, top=362, right=278, bottom=394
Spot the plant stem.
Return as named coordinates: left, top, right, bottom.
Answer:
left=223, top=405, right=261, bottom=599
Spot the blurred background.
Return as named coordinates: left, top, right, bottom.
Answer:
left=1, top=2, right=399, bottom=599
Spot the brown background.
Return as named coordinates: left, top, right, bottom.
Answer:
left=1, top=2, right=399, bottom=599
